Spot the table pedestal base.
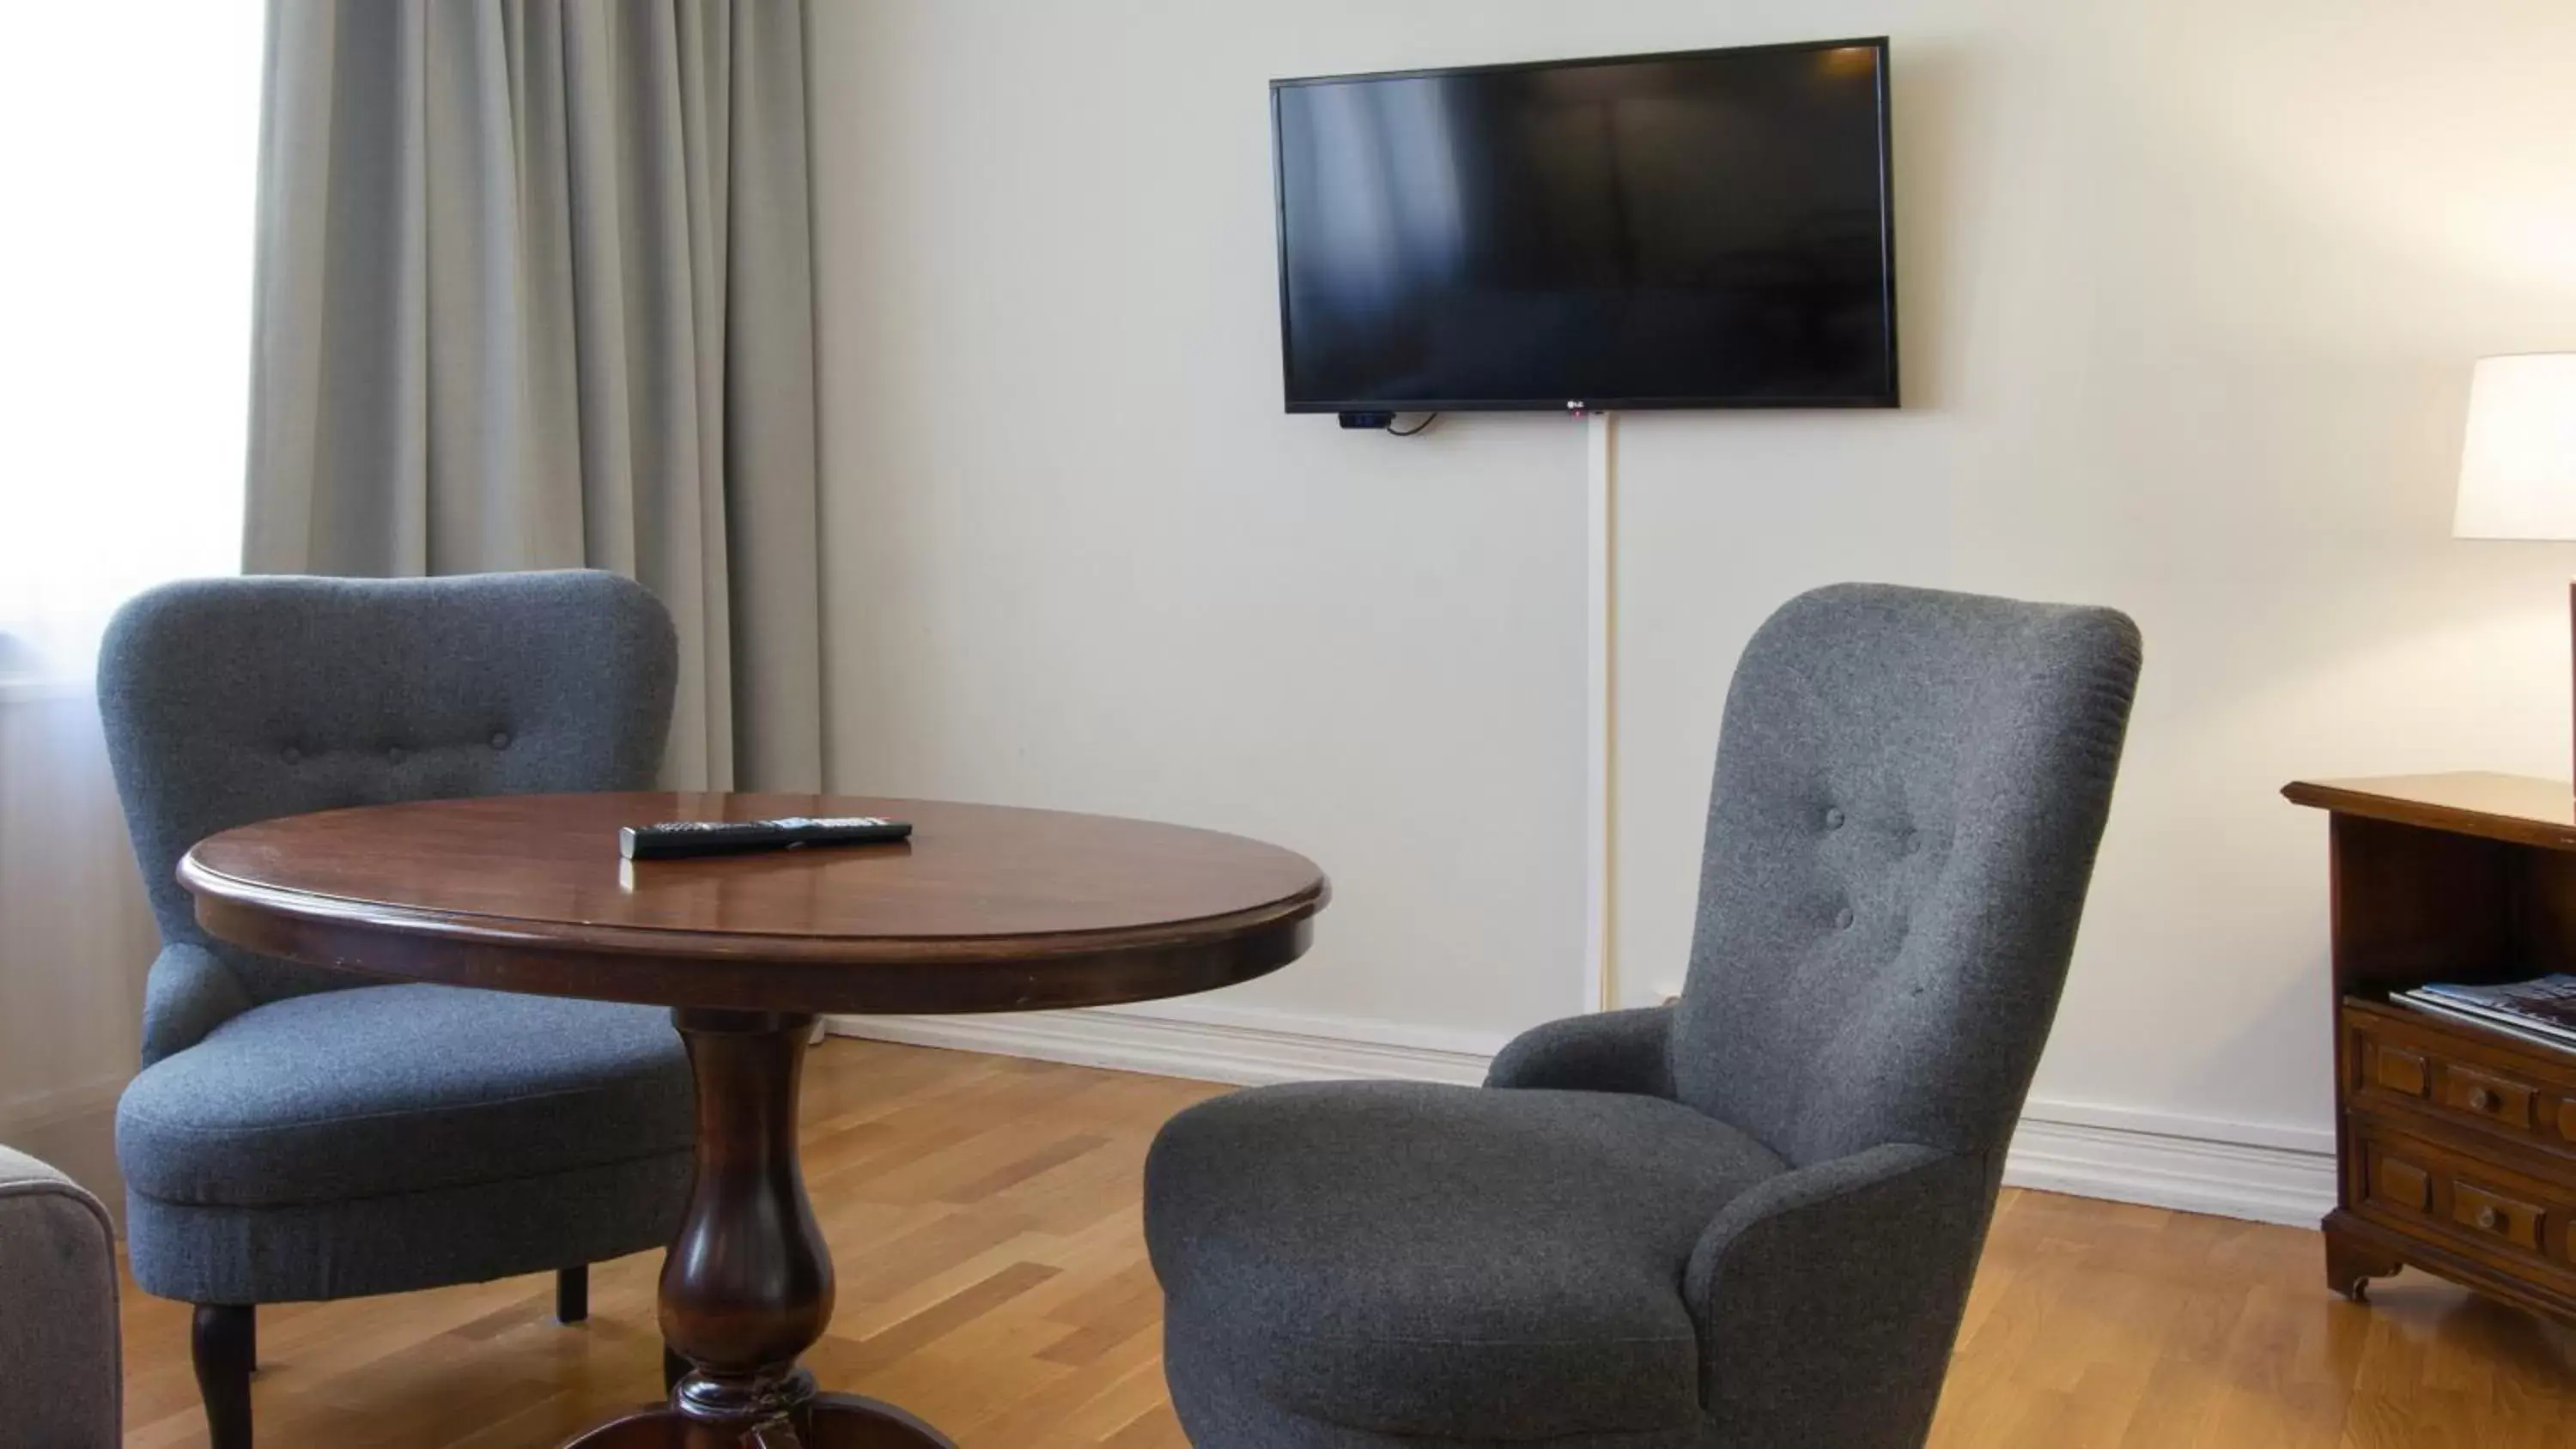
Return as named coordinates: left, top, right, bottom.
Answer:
left=561, top=1009, right=953, bottom=1449
left=564, top=1390, right=949, bottom=1448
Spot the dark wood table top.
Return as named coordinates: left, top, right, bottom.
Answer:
left=2283, top=772, right=2576, bottom=852
left=179, top=791, right=1328, bottom=1015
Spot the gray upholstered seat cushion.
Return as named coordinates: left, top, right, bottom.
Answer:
left=118, top=984, right=690, bottom=1208
left=1146, top=1081, right=1787, bottom=1440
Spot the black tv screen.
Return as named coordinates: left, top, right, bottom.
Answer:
left=1272, top=39, right=1897, bottom=413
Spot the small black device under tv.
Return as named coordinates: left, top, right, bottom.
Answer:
left=1272, top=38, right=1898, bottom=416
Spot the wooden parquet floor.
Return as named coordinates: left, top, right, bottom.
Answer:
left=117, top=1039, right=2576, bottom=1446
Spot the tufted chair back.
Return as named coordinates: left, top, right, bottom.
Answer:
left=1670, top=584, right=2140, bottom=1168
left=97, top=570, right=677, bottom=1012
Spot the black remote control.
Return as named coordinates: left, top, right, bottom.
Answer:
left=619, top=816, right=913, bottom=860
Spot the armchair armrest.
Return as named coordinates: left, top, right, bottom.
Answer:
left=141, top=941, right=252, bottom=1066
left=1685, top=1143, right=1998, bottom=1449
left=0, top=1146, right=120, bottom=1446
left=1485, top=1005, right=1674, bottom=1096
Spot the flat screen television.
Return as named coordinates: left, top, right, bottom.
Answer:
left=1272, top=38, right=1898, bottom=414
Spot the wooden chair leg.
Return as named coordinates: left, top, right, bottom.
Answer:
left=192, top=1304, right=255, bottom=1449
left=663, top=1343, right=688, bottom=1395
left=557, top=1264, right=589, bottom=1324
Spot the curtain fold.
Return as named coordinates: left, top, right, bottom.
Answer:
left=243, top=0, right=824, bottom=791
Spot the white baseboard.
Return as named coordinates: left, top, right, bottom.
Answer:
left=0, top=1076, right=125, bottom=1137
left=2003, top=1100, right=2334, bottom=1228
left=0, top=1077, right=129, bottom=1224
left=823, top=1008, right=2337, bottom=1228
left=826, top=999, right=1505, bottom=1088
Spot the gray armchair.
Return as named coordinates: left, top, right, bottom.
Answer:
left=0, top=1146, right=119, bottom=1447
left=96, top=571, right=697, bottom=1449
left=1145, top=584, right=2142, bottom=1448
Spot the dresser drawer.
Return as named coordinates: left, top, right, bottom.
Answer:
left=2343, top=1000, right=2576, bottom=1152
left=2351, top=1124, right=2576, bottom=1281
left=2441, top=1064, right=2537, bottom=1131
left=2454, top=1180, right=2547, bottom=1253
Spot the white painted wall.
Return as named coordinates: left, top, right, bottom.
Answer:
left=0, top=685, right=156, bottom=1206
left=808, top=0, right=2576, bottom=1167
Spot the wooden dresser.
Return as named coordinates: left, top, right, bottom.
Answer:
left=2285, top=772, right=2576, bottom=1324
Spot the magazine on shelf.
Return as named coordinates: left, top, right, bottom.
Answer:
left=2395, top=973, right=2576, bottom=1051
left=2396, top=991, right=2576, bottom=1055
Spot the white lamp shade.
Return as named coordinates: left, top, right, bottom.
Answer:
left=2453, top=353, right=2576, bottom=540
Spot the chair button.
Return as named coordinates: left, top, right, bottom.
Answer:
left=490, top=731, right=511, bottom=749
left=1835, top=906, right=1856, bottom=930
left=281, top=745, right=301, bottom=764
left=1824, top=808, right=1846, bottom=829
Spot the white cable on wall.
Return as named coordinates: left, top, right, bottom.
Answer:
left=1582, top=410, right=1619, bottom=1014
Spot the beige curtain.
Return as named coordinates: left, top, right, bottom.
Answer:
left=242, top=0, right=824, bottom=791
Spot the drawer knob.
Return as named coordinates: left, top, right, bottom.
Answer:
left=2470, top=1087, right=2500, bottom=1113
left=2477, top=1205, right=2505, bottom=1231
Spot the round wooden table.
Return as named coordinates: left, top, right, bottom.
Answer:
left=178, top=791, right=1327, bottom=1448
